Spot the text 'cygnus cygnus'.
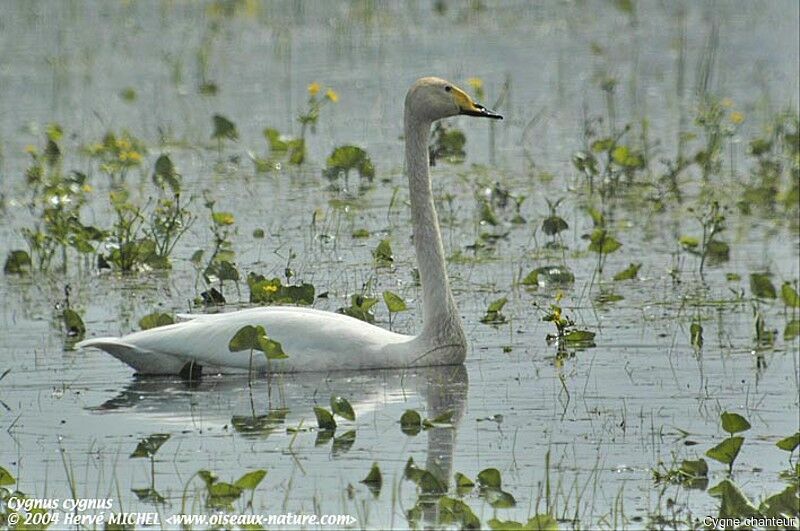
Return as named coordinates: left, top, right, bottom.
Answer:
left=78, top=77, right=502, bottom=375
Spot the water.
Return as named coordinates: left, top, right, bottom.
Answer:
left=1, top=0, right=798, bottom=528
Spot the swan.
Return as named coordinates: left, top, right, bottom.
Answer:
left=77, top=77, right=502, bottom=375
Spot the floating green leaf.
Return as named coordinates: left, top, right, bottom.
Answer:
left=382, top=291, right=408, bottom=313
left=424, top=410, right=454, bottom=426
left=130, top=433, right=171, bottom=458
left=400, top=410, right=422, bottom=436
left=588, top=228, right=622, bottom=254
left=211, top=114, right=238, bottom=141
left=233, top=469, right=267, bottom=490
left=679, top=459, right=708, bottom=479
left=152, top=154, right=181, bottom=192
left=360, top=462, right=382, bottom=495
left=679, top=235, right=699, bottom=250
left=454, top=472, right=475, bottom=495
left=521, top=265, right=574, bottom=287
left=721, top=412, right=751, bottom=435
left=4, top=250, right=32, bottom=274
left=784, top=320, right=800, bottom=340
left=63, top=308, right=85, bottom=338
left=131, top=487, right=166, bottom=504
left=330, top=396, right=355, bottom=421
left=477, top=468, right=502, bottom=489
left=324, top=145, right=375, bottom=181
left=337, top=294, right=379, bottom=323
left=613, top=263, right=641, bottom=281
left=690, top=321, right=703, bottom=349
left=542, top=216, right=568, bottom=236
left=313, top=407, right=336, bottom=430
left=212, top=211, right=235, bottom=226
left=260, top=337, right=288, bottom=360
left=438, top=497, right=480, bottom=529
left=480, top=297, right=508, bottom=325
left=138, top=312, right=175, bottom=330
left=373, top=239, right=393, bottom=265
left=707, top=479, right=760, bottom=518
left=206, top=481, right=243, bottom=508
left=781, top=282, right=800, bottom=308
left=484, top=488, right=517, bottom=508
left=228, top=325, right=263, bottom=352
left=759, top=485, right=800, bottom=518
left=416, top=470, right=447, bottom=495
left=750, top=273, right=777, bottom=299
left=248, top=273, right=315, bottom=305
left=706, top=436, right=744, bottom=466
left=563, top=330, right=596, bottom=343
left=332, top=430, right=356, bottom=456
left=488, top=515, right=558, bottom=531
left=0, top=465, right=15, bottom=486
left=776, top=432, right=800, bottom=452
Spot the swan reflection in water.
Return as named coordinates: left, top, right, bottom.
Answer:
left=93, top=365, right=468, bottom=523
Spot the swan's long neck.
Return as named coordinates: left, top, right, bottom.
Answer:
left=404, top=109, right=465, bottom=346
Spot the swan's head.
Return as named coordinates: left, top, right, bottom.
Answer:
left=405, top=77, right=503, bottom=122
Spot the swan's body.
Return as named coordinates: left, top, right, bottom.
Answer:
left=78, top=77, right=501, bottom=374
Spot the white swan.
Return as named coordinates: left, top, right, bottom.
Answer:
left=78, top=77, right=502, bottom=375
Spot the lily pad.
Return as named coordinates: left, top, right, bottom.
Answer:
left=330, top=396, right=355, bottom=421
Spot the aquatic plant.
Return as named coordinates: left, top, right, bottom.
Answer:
left=360, top=463, right=382, bottom=497
left=130, top=433, right=170, bottom=505
left=211, top=114, right=238, bottom=156
left=429, top=121, right=466, bottom=165
left=337, top=293, right=379, bottom=323
left=538, top=294, right=596, bottom=349
left=399, top=409, right=454, bottom=436
left=197, top=194, right=238, bottom=301
left=83, top=130, right=145, bottom=181
left=323, top=145, right=375, bottom=191
left=480, top=297, right=508, bottom=325
left=583, top=207, right=622, bottom=275
left=195, top=468, right=267, bottom=510
left=228, top=324, right=288, bottom=384
left=382, top=290, right=408, bottom=328
left=17, top=129, right=102, bottom=272
left=370, top=238, right=392, bottom=267
left=541, top=198, right=569, bottom=248
left=330, top=395, right=355, bottom=421
left=679, top=200, right=729, bottom=275
left=138, top=312, right=175, bottom=330
left=247, top=273, right=315, bottom=305
left=705, top=412, right=750, bottom=474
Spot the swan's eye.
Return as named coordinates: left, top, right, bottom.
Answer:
left=444, top=85, right=451, bottom=92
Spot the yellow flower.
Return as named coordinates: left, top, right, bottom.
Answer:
left=325, top=88, right=339, bottom=103
left=467, top=77, right=484, bottom=91
left=467, top=77, right=485, bottom=99
left=24, top=145, right=38, bottom=155
left=116, top=137, right=132, bottom=151
left=730, top=111, right=745, bottom=125
left=307, top=82, right=321, bottom=97
left=262, top=284, right=279, bottom=294
left=120, top=150, right=142, bottom=163
left=721, top=97, right=734, bottom=108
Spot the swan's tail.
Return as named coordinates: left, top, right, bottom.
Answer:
left=77, top=337, right=187, bottom=375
